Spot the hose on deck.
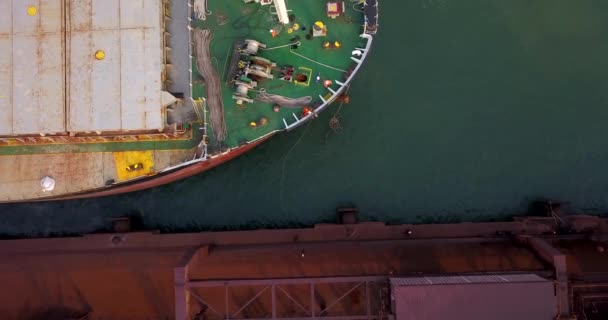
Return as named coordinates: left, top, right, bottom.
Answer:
left=193, top=28, right=227, bottom=142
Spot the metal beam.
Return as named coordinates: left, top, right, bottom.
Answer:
left=174, top=267, right=189, bottom=320
left=277, top=285, right=311, bottom=316
left=272, top=285, right=277, bottom=319
left=183, top=276, right=389, bottom=320
left=188, top=289, right=223, bottom=317
left=232, top=285, right=270, bottom=318
left=225, top=285, right=230, bottom=318
left=311, top=283, right=315, bottom=319
left=519, top=236, right=571, bottom=317
left=319, top=282, right=363, bottom=315
left=365, top=282, right=371, bottom=320
left=186, top=276, right=388, bottom=288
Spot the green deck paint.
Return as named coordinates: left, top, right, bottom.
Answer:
left=193, top=1, right=364, bottom=148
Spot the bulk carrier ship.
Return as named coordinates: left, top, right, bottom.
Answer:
left=0, top=0, right=378, bottom=202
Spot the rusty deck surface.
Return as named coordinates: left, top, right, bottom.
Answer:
left=1, top=219, right=593, bottom=320
left=0, top=149, right=193, bottom=202
left=0, top=0, right=205, bottom=202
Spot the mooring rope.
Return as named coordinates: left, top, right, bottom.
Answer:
left=280, top=121, right=313, bottom=212
left=290, top=48, right=347, bottom=73
left=261, top=41, right=301, bottom=51
left=193, top=0, right=212, bottom=20
left=255, top=89, right=312, bottom=108
left=193, top=28, right=227, bottom=142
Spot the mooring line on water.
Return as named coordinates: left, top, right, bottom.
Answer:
left=280, top=121, right=313, bottom=212
left=325, top=85, right=351, bottom=142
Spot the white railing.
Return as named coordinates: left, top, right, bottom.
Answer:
left=158, top=14, right=377, bottom=175
left=187, top=0, right=209, bottom=159
left=282, top=33, right=374, bottom=131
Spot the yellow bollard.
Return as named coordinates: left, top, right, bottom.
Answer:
left=95, top=50, right=106, bottom=60
left=27, top=5, right=37, bottom=16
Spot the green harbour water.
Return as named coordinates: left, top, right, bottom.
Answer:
left=1, top=0, right=608, bottom=236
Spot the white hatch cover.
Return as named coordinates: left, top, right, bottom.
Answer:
left=0, top=0, right=166, bottom=136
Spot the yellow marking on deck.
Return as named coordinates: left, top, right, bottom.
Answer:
left=113, top=151, right=155, bottom=181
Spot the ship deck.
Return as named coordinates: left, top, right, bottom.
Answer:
left=193, top=0, right=368, bottom=148
left=0, top=0, right=372, bottom=202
